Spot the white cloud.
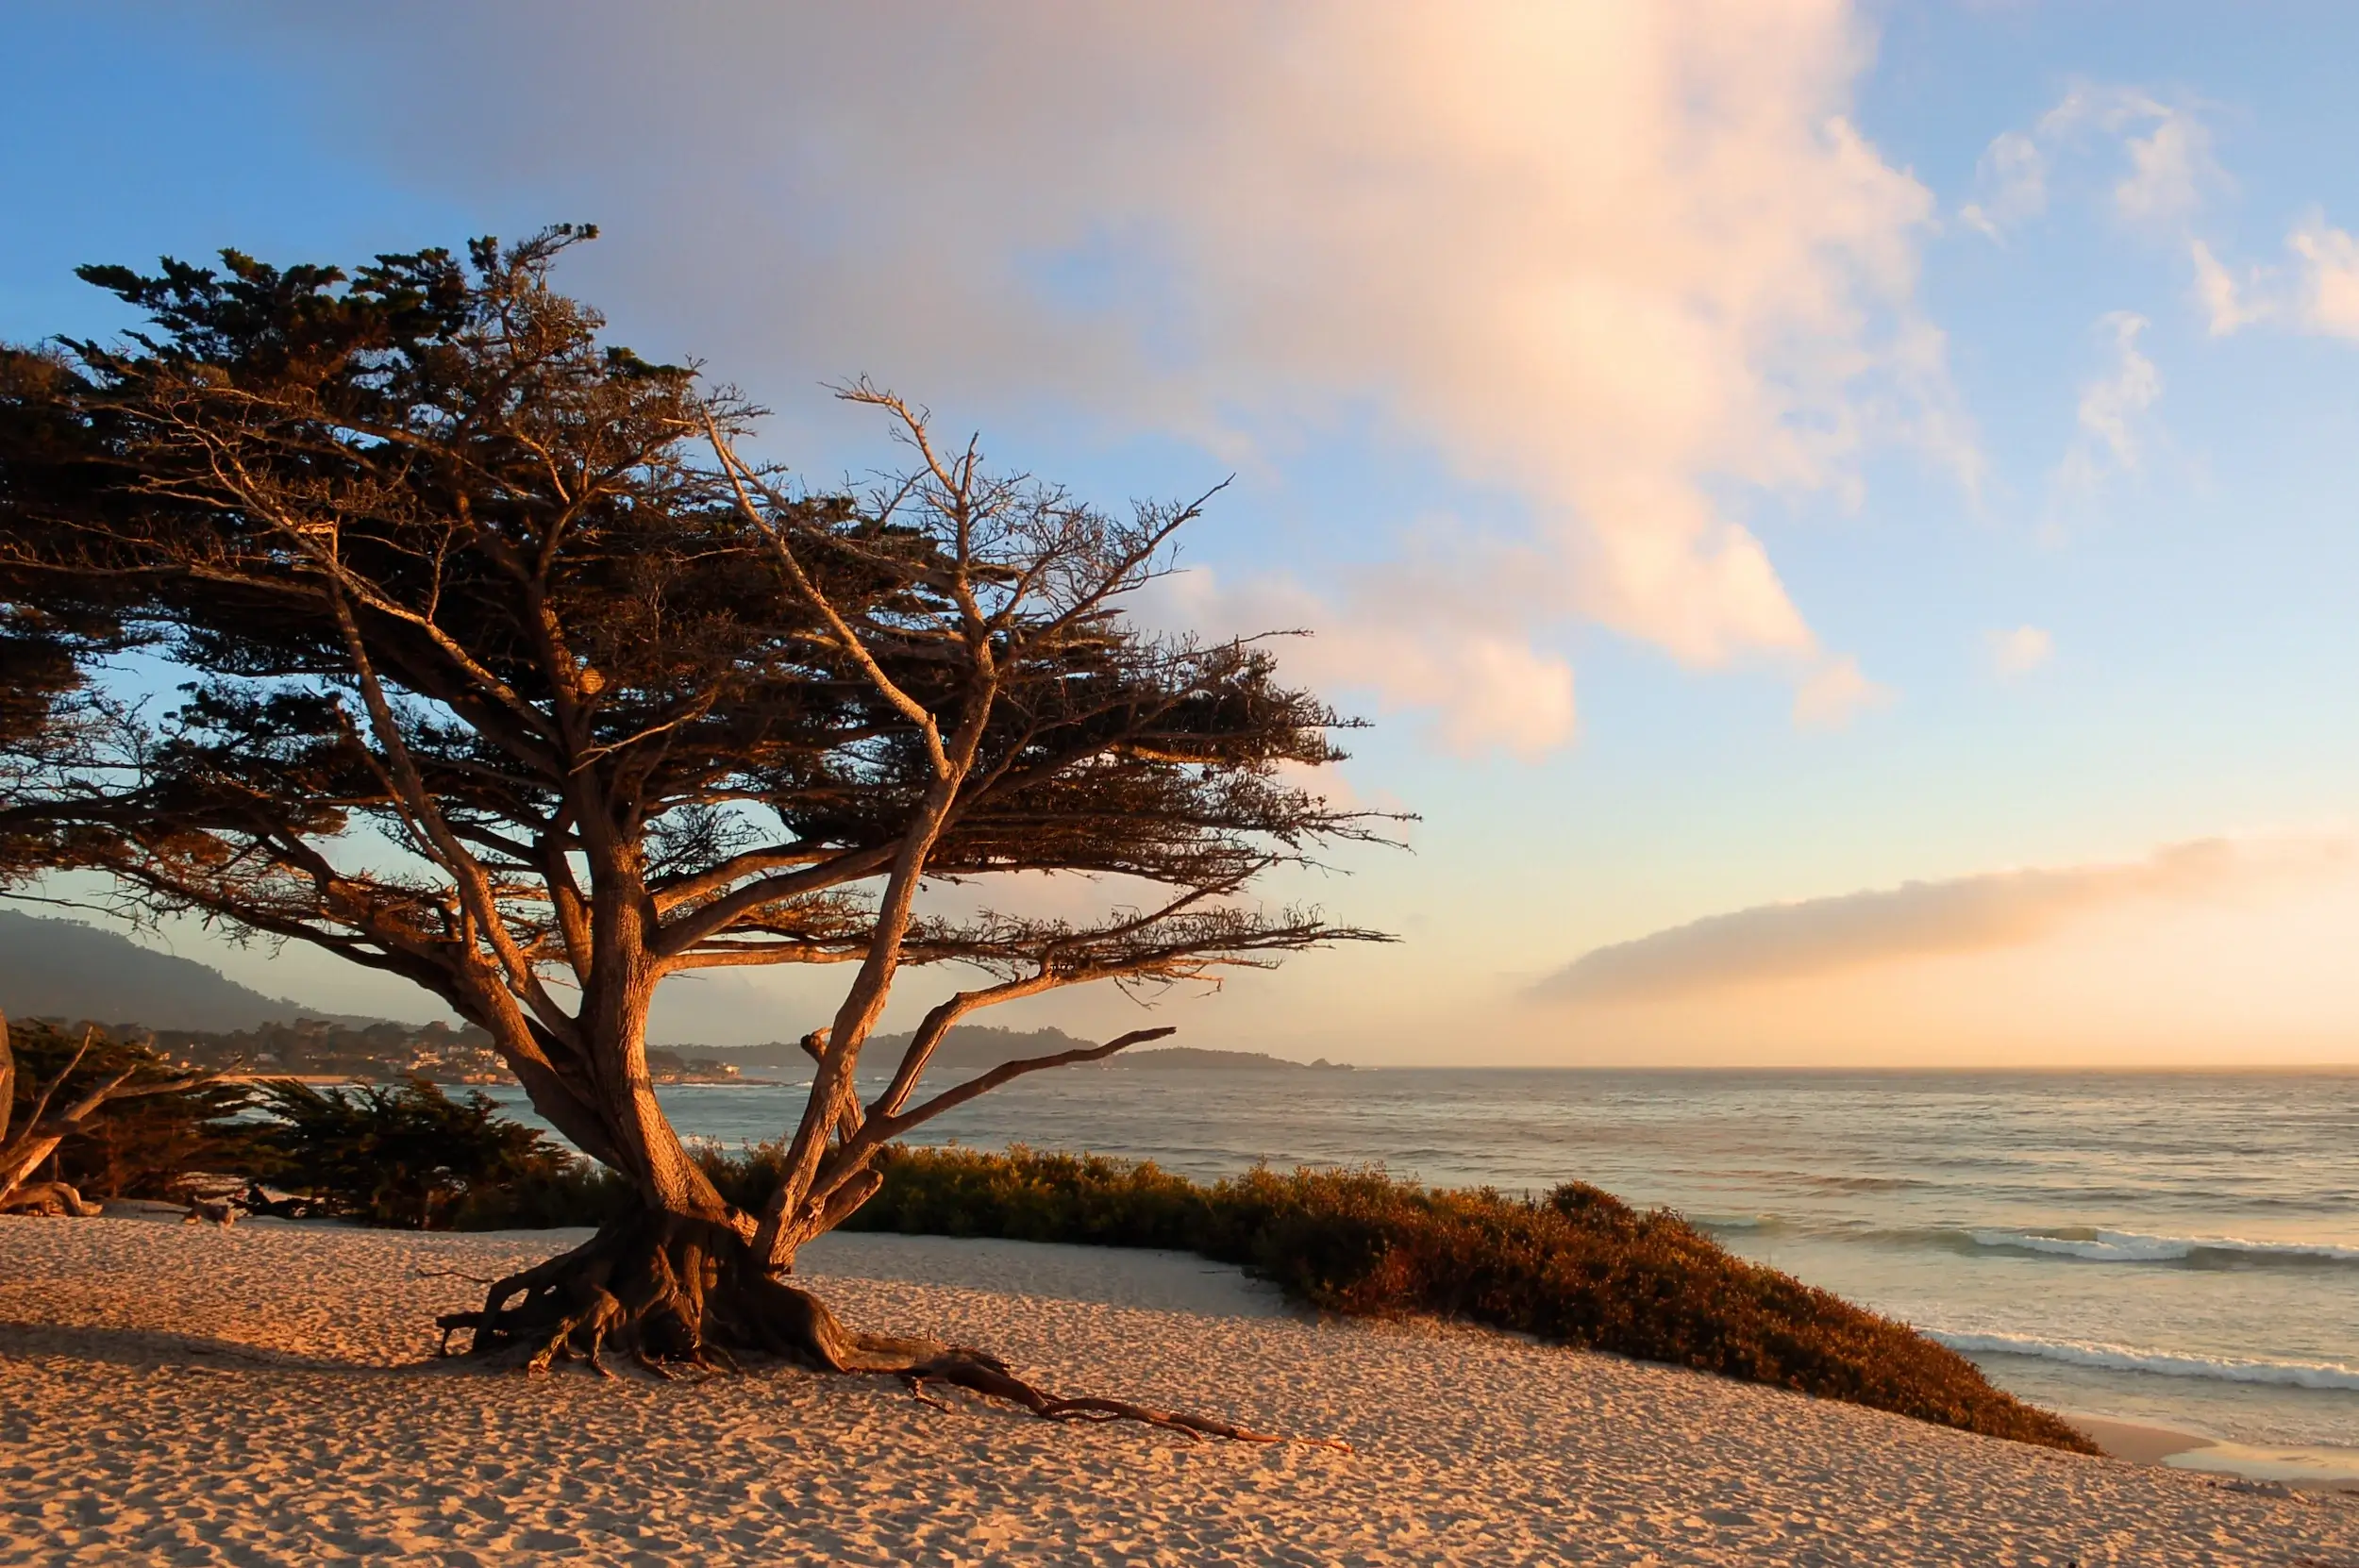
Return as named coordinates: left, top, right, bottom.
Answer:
left=2288, top=216, right=2359, bottom=339
left=1985, top=624, right=2053, bottom=678
left=1154, top=564, right=1579, bottom=759
left=1959, top=130, right=2045, bottom=241
left=1791, top=654, right=1892, bottom=730
left=2185, top=214, right=2359, bottom=342
left=1963, top=84, right=2219, bottom=241
left=2112, top=107, right=2218, bottom=225
left=1531, top=835, right=2349, bottom=1005
left=243, top=1, right=1952, bottom=752
left=2189, top=240, right=2266, bottom=336
left=2054, top=311, right=2162, bottom=501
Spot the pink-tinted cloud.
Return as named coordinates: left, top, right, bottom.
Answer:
left=1791, top=654, right=1893, bottom=730
left=246, top=0, right=1949, bottom=750
left=1531, top=836, right=2350, bottom=1006
left=1985, top=625, right=2054, bottom=678
left=2198, top=213, right=2359, bottom=342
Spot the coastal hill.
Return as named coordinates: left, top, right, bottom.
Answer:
left=692, top=1026, right=1350, bottom=1076
left=0, top=909, right=381, bottom=1033
left=0, top=914, right=1342, bottom=1076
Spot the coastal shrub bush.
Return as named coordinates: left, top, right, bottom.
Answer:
left=840, top=1143, right=2098, bottom=1453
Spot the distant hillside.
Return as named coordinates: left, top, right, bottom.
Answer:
left=0, top=909, right=381, bottom=1033
left=682, top=1025, right=1347, bottom=1076
left=1121, top=1046, right=1352, bottom=1072
left=0, top=921, right=1354, bottom=1073
left=680, top=1026, right=1088, bottom=1076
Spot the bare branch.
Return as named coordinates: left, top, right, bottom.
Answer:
left=875, top=1026, right=1175, bottom=1141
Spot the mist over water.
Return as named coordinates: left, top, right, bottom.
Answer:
left=494, top=1068, right=2359, bottom=1460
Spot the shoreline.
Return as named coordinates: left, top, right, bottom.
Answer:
left=2070, top=1412, right=2359, bottom=1493
left=2070, top=1414, right=2218, bottom=1465
left=4, top=1214, right=2354, bottom=1564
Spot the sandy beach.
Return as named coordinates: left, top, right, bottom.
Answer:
left=1, top=1214, right=2352, bottom=1566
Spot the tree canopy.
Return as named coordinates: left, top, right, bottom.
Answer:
left=0, top=228, right=1392, bottom=1291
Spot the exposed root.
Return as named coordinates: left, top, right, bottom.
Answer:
left=432, top=1209, right=1349, bottom=1451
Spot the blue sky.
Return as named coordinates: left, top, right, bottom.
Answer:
left=7, top=3, right=2358, bottom=1063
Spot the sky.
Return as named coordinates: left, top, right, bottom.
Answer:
left=6, top=1, right=2359, bottom=1065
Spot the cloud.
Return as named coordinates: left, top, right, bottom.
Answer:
left=2288, top=216, right=2359, bottom=339
left=1791, top=654, right=1892, bottom=730
left=1531, top=835, right=2349, bottom=1006
left=2185, top=214, right=2359, bottom=342
left=2189, top=240, right=2266, bottom=336
left=1962, top=84, right=2220, bottom=241
left=1959, top=130, right=2045, bottom=241
left=2111, top=106, right=2218, bottom=225
left=236, top=1, right=1949, bottom=752
left=1153, top=563, right=1578, bottom=759
left=1985, top=624, right=2053, bottom=678
left=2053, top=311, right=2162, bottom=501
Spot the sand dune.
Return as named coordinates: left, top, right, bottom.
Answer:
left=1, top=1214, right=2351, bottom=1565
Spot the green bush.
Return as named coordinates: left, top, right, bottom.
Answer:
left=842, top=1143, right=2097, bottom=1453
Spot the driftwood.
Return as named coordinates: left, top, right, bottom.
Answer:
left=240, top=1182, right=315, bottom=1220
left=0, top=1010, right=223, bottom=1218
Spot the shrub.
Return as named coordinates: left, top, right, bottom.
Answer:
left=844, top=1144, right=2097, bottom=1453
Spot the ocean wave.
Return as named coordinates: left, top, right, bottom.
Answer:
left=1931, top=1331, right=2359, bottom=1392
left=1967, top=1227, right=2359, bottom=1266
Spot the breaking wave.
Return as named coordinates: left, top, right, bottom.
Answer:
left=1967, top=1227, right=2359, bottom=1267
left=1931, top=1331, right=2359, bottom=1392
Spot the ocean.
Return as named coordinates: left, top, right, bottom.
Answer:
left=490, top=1067, right=2359, bottom=1481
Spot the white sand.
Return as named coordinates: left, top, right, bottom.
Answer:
left=2, top=1215, right=2351, bottom=1565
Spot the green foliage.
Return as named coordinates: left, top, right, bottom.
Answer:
left=3, top=1019, right=256, bottom=1198
left=247, top=1077, right=624, bottom=1230
left=841, top=1144, right=2098, bottom=1454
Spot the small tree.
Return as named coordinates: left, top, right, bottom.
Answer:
left=0, top=231, right=1390, bottom=1419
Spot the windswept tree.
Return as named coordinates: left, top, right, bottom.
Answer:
left=0, top=229, right=1391, bottom=1425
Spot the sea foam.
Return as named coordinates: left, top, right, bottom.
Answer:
left=1931, top=1330, right=2359, bottom=1391
left=1967, top=1227, right=2359, bottom=1266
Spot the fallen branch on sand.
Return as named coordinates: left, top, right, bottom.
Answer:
left=1, top=1012, right=225, bottom=1219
